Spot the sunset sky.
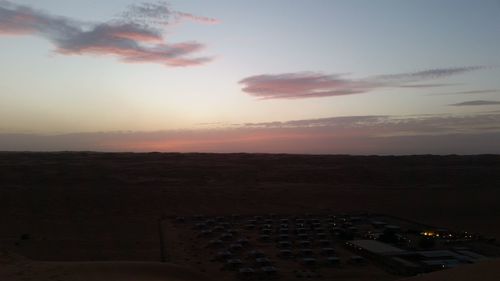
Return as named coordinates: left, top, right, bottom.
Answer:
left=1, top=0, right=500, bottom=154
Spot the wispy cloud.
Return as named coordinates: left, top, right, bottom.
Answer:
left=373, top=66, right=486, bottom=82
left=2, top=112, right=500, bottom=154
left=241, top=112, right=500, bottom=137
left=430, top=89, right=499, bottom=96
left=239, top=72, right=376, bottom=99
left=0, top=1, right=217, bottom=67
left=399, top=83, right=456, bottom=88
left=120, top=2, right=220, bottom=26
left=244, top=115, right=388, bottom=128
left=450, top=100, right=500, bottom=106
left=239, top=67, right=488, bottom=99
left=174, top=11, right=221, bottom=25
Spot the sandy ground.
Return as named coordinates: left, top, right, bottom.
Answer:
left=0, top=251, right=212, bottom=281
left=2, top=182, right=498, bottom=261
left=0, top=153, right=499, bottom=280
left=1, top=252, right=499, bottom=281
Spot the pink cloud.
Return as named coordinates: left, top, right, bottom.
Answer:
left=175, top=12, right=221, bottom=25
left=95, top=23, right=163, bottom=42
left=57, top=40, right=211, bottom=67
left=240, top=67, right=488, bottom=99
left=239, top=72, right=375, bottom=99
left=0, top=1, right=216, bottom=67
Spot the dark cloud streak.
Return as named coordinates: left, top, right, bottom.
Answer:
left=399, top=83, right=456, bottom=88
left=450, top=100, right=500, bottom=106
left=373, top=66, right=486, bottom=82
left=430, top=90, right=499, bottom=96
left=120, top=1, right=220, bottom=26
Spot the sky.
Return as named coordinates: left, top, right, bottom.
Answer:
left=1, top=0, right=500, bottom=154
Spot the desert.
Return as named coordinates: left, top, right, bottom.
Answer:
left=1, top=153, right=499, bottom=280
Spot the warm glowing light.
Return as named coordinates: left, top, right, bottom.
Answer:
left=421, top=231, right=437, bottom=237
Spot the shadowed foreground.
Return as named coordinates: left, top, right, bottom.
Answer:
left=0, top=251, right=212, bottom=281
left=0, top=153, right=499, bottom=263
left=400, top=259, right=500, bottom=281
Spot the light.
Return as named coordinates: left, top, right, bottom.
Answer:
left=421, top=231, right=437, bottom=237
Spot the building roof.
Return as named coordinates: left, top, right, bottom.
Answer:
left=422, top=259, right=461, bottom=268
left=391, top=257, right=420, bottom=268
left=398, top=259, right=500, bottom=281
left=349, top=239, right=406, bottom=255
left=456, top=250, right=487, bottom=260
left=418, top=250, right=457, bottom=258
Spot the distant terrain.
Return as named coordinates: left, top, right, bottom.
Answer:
left=0, top=153, right=499, bottom=262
